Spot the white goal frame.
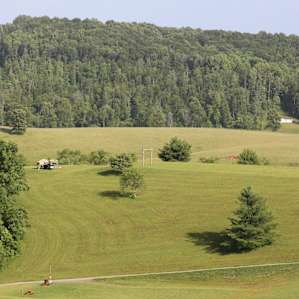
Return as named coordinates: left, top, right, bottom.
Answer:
left=142, top=146, right=153, bottom=167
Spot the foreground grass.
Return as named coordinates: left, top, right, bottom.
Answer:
left=0, top=163, right=298, bottom=283
left=0, top=127, right=299, bottom=165
left=2, top=265, right=299, bottom=298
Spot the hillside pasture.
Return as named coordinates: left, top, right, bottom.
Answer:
left=0, top=127, right=299, bottom=165
left=0, top=162, right=298, bottom=283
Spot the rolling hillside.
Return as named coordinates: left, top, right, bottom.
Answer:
left=0, top=127, right=298, bottom=299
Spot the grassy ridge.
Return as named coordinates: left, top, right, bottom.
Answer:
left=0, top=127, right=299, bottom=165
left=0, top=163, right=298, bottom=283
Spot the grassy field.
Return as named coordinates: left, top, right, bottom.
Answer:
left=0, top=162, right=298, bottom=284
left=0, top=126, right=299, bottom=165
left=0, top=127, right=298, bottom=298
left=1, top=265, right=299, bottom=298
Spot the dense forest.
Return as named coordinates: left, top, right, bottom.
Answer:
left=0, top=16, right=299, bottom=129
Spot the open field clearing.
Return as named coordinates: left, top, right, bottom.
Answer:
left=0, top=162, right=298, bottom=283
left=0, top=127, right=299, bottom=165
left=1, top=264, right=299, bottom=298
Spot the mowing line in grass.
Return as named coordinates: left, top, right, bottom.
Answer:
left=1, top=260, right=299, bottom=287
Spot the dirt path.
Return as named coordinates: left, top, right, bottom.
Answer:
left=1, top=261, right=299, bottom=288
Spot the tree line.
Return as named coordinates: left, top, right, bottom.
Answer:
left=1, top=16, right=299, bottom=129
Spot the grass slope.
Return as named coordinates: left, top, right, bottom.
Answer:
left=0, top=127, right=299, bottom=165
left=0, top=162, right=298, bottom=283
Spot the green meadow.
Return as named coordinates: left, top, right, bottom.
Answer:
left=0, top=126, right=298, bottom=165
left=0, top=162, right=298, bottom=282
left=0, top=126, right=298, bottom=298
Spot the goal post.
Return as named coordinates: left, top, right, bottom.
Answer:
left=142, top=146, right=153, bottom=167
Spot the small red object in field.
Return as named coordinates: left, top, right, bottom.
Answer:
left=227, top=155, right=238, bottom=161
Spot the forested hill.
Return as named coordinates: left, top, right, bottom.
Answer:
left=0, top=16, right=299, bottom=129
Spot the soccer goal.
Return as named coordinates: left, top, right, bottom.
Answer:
left=141, top=146, right=153, bottom=167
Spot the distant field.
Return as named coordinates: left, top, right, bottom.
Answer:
left=0, top=163, right=298, bottom=284
left=2, top=264, right=299, bottom=298
left=0, top=127, right=299, bottom=165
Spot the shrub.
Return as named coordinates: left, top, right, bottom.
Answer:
left=222, top=187, right=276, bottom=252
left=88, top=150, right=109, bottom=165
left=9, top=109, right=27, bottom=135
left=120, top=168, right=144, bottom=198
left=57, top=149, right=83, bottom=165
left=159, top=137, right=192, bottom=162
left=238, top=149, right=260, bottom=165
left=109, top=153, right=135, bottom=172
left=199, top=156, right=219, bottom=164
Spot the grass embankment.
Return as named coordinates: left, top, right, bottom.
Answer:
left=0, top=127, right=299, bottom=165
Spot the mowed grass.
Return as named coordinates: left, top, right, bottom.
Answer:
left=0, top=127, right=299, bottom=165
left=0, top=162, right=298, bottom=284
left=2, top=265, right=299, bottom=298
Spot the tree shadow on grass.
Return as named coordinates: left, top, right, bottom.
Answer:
left=187, top=231, right=239, bottom=255
left=97, top=169, right=120, bottom=176
left=98, top=190, right=128, bottom=200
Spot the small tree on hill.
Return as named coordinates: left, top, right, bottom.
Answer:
left=120, top=168, right=144, bottom=198
left=238, top=149, right=260, bottom=165
left=223, top=187, right=276, bottom=252
left=10, top=109, right=27, bottom=135
left=159, top=137, right=192, bottom=162
left=109, top=153, right=135, bottom=172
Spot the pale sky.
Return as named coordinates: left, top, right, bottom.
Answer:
left=1, top=0, right=299, bottom=35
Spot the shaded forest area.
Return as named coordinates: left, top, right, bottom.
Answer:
left=0, top=16, right=299, bottom=129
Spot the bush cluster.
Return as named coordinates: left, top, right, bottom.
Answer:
left=57, top=148, right=110, bottom=165
left=57, top=149, right=84, bottom=165
left=238, top=149, right=269, bottom=165
left=88, top=150, right=110, bottom=165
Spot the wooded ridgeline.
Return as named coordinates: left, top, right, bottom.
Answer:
left=0, top=16, right=299, bottom=129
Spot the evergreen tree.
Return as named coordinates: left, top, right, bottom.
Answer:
left=223, top=187, right=276, bottom=251
left=159, top=137, right=192, bottom=162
